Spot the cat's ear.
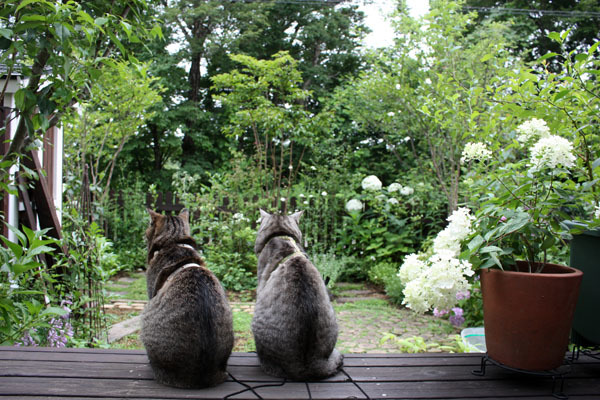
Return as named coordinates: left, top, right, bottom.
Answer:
left=147, top=208, right=161, bottom=222
left=259, top=209, right=270, bottom=220
left=291, top=210, right=304, bottom=223
left=179, top=209, right=190, bottom=223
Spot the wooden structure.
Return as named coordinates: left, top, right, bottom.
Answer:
left=1, top=347, right=599, bottom=399
left=0, top=67, right=64, bottom=255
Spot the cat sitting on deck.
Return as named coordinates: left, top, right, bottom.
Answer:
left=141, top=209, right=233, bottom=388
left=252, top=209, right=343, bottom=380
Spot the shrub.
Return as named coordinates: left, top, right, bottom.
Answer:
left=368, top=262, right=404, bottom=305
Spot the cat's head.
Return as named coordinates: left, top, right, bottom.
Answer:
left=145, top=208, right=191, bottom=248
left=254, top=209, right=304, bottom=254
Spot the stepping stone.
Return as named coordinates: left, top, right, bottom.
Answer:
left=108, top=315, right=142, bottom=343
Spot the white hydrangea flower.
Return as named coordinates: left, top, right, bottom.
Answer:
left=387, top=197, right=399, bottom=205
left=516, top=118, right=551, bottom=143
left=594, top=203, right=600, bottom=220
left=460, top=142, right=492, bottom=164
left=398, top=254, right=427, bottom=283
left=400, top=186, right=414, bottom=196
left=232, top=212, right=249, bottom=223
left=345, top=199, right=363, bottom=213
left=321, top=191, right=328, bottom=196
left=400, top=251, right=474, bottom=314
left=432, top=207, right=475, bottom=256
left=529, top=135, right=575, bottom=171
left=362, top=175, right=382, bottom=191
left=387, top=111, right=395, bottom=117
left=388, top=182, right=403, bottom=193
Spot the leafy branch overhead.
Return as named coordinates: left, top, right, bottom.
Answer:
left=0, top=0, right=162, bottom=179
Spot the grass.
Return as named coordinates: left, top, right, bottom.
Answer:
left=105, top=272, right=147, bottom=300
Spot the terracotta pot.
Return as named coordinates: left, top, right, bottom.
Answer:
left=481, top=261, right=583, bottom=371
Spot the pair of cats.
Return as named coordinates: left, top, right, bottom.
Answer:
left=141, top=208, right=343, bottom=388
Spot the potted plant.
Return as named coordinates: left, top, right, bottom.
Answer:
left=460, top=117, right=591, bottom=371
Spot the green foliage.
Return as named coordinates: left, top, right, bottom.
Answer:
left=368, top=262, right=404, bottom=305
left=212, top=51, right=332, bottom=206
left=311, top=252, right=354, bottom=289
left=462, top=35, right=600, bottom=272
left=63, top=61, right=162, bottom=206
left=102, top=180, right=150, bottom=272
left=380, top=333, right=468, bottom=353
left=0, top=0, right=162, bottom=184
left=336, top=175, right=446, bottom=277
left=0, top=225, right=68, bottom=345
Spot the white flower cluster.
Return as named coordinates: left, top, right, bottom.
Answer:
left=460, top=142, right=492, bottom=164
left=362, top=175, right=382, bottom=191
left=529, top=135, right=575, bottom=171
left=432, top=207, right=475, bottom=256
left=401, top=251, right=474, bottom=313
left=398, top=207, right=475, bottom=313
left=388, top=182, right=414, bottom=196
left=516, top=118, right=550, bottom=143
left=345, top=199, right=363, bottom=213
left=232, top=213, right=249, bottom=223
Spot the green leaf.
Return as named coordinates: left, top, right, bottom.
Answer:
left=95, top=17, right=109, bottom=26
left=0, top=236, right=23, bottom=259
left=467, top=235, right=485, bottom=251
left=0, top=28, right=12, bottom=39
left=547, top=32, right=562, bottom=43
left=537, top=52, right=559, bottom=62
left=40, top=307, right=68, bottom=317
left=589, top=41, right=600, bottom=55
left=16, top=0, right=39, bottom=12
left=13, top=261, right=42, bottom=275
left=480, top=245, right=504, bottom=254
left=480, top=53, right=493, bottom=62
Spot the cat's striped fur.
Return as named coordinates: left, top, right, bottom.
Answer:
left=252, top=210, right=343, bottom=380
left=141, top=209, right=233, bottom=388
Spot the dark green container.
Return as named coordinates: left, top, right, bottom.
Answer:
left=566, top=221, right=600, bottom=346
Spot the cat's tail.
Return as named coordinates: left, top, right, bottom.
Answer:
left=305, top=348, right=344, bottom=380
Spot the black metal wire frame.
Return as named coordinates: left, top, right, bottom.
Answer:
left=224, top=367, right=372, bottom=400
left=570, top=344, right=600, bottom=362
left=471, top=353, right=571, bottom=400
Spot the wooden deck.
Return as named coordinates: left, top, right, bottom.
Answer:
left=1, top=347, right=599, bottom=399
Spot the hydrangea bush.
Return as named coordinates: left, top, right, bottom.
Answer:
left=339, top=174, right=447, bottom=294
left=462, top=118, right=588, bottom=271
left=398, top=208, right=475, bottom=314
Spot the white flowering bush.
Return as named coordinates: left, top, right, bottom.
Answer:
left=515, top=118, right=550, bottom=143
left=398, top=208, right=475, bottom=313
left=361, top=175, right=382, bottom=191
left=460, top=142, right=492, bottom=164
left=345, top=199, right=363, bottom=213
left=462, top=118, right=589, bottom=271
left=339, top=174, right=447, bottom=286
left=529, top=135, right=575, bottom=171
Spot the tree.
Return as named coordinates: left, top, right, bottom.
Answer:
left=127, top=0, right=368, bottom=186
left=212, top=51, right=331, bottom=208
left=332, top=0, right=518, bottom=212
left=0, top=0, right=162, bottom=184
left=64, top=62, right=161, bottom=205
left=463, top=0, right=600, bottom=68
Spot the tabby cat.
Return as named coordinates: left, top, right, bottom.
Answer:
left=252, top=209, right=343, bottom=380
left=141, top=209, right=233, bottom=388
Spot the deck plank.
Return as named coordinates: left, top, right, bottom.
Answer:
left=1, top=347, right=599, bottom=399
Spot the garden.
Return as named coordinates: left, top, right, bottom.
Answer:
left=1, top=0, right=599, bottom=364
